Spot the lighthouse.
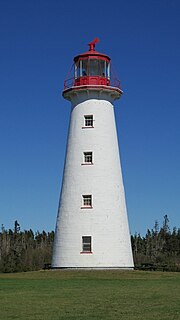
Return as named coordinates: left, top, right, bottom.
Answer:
left=52, top=39, right=134, bottom=269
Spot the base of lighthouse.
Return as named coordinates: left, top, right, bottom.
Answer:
left=52, top=89, right=134, bottom=270
left=52, top=266, right=134, bottom=271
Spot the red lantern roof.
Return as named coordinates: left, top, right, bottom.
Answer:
left=74, top=38, right=110, bottom=62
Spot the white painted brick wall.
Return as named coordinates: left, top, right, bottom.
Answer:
left=52, top=89, right=134, bottom=268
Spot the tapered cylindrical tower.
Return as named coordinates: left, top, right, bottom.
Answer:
left=52, top=39, right=134, bottom=269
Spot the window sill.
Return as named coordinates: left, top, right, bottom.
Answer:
left=81, top=163, right=94, bottom=166
left=80, top=252, right=93, bottom=254
left=82, top=126, right=94, bottom=129
left=81, top=206, right=93, bottom=209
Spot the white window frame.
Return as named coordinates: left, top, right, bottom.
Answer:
left=83, top=151, right=93, bottom=165
left=83, top=115, right=94, bottom=128
left=82, top=194, right=92, bottom=208
left=82, top=236, right=92, bottom=253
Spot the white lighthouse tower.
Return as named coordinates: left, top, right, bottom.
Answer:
left=52, top=39, right=134, bottom=269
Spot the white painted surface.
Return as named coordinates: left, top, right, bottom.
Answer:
left=52, top=89, right=134, bottom=268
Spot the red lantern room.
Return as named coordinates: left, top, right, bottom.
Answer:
left=63, top=38, right=122, bottom=95
left=74, top=38, right=110, bottom=87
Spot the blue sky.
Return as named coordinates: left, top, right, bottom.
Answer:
left=0, top=0, right=180, bottom=235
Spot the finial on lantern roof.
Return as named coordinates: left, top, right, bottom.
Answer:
left=88, top=38, right=100, bottom=51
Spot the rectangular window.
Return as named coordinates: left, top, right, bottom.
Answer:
left=82, top=236, right=92, bottom=252
left=83, top=151, right=93, bottom=164
left=82, top=194, right=92, bottom=207
left=84, top=115, right=93, bottom=127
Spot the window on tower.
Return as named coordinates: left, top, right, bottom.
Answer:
left=83, top=151, right=93, bottom=164
left=82, top=194, right=92, bottom=208
left=82, top=236, right=92, bottom=253
left=84, top=115, right=94, bottom=127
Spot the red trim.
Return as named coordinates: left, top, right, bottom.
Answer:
left=82, top=126, right=94, bottom=129
left=80, top=252, right=93, bottom=254
left=75, top=55, right=110, bottom=61
left=81, top=206, right=93, bottom=209
left=74, top=53, right=110, bottom=62
left=74, top=76, right=110, bottom=87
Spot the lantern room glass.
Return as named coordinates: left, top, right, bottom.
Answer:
left=75, top=59, right=110, bottom=79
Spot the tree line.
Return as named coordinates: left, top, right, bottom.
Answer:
left=0, top=215, right=180, bottom=273
left=131, top=215, right=180, bottom=271
left=0, top=221, right=54, bottom=273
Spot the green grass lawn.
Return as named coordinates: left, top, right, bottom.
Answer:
left=0, top=270, right=180, bottom=320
